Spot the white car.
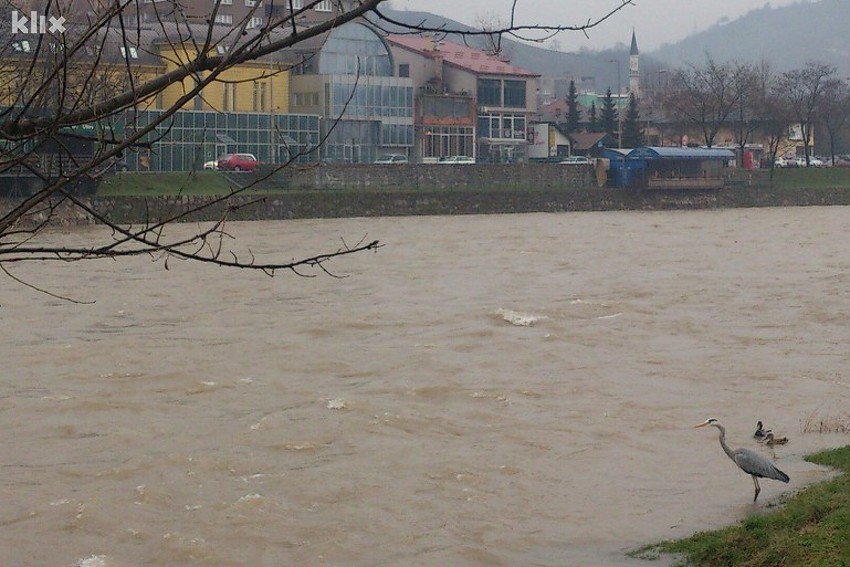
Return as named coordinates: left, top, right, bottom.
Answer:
left=374, top=154, right=408, bottom=164
left=791, top=156, right=823, bottom=168
left=203, top=160, right=218, bottom=170
left=438, top=155, right=476, bottom=164
left=559, top=156, right=593, bottom=165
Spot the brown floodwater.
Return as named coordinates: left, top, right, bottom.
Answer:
left=1, top=206, right=849, bottom=566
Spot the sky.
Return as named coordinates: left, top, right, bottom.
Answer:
left=385, top=0, right=805, bottom=53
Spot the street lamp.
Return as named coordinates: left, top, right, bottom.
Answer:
left=655, top=69, right=668, bottom=146
left=609, top=58, right=622, bottom=148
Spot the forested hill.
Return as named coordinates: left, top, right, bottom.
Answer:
left=650, top=0, right=850, bottom=76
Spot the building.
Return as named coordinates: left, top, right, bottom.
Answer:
left=287, top=21, right=415, bottom=163
left=386, top=34, right=539, bottom=163
left=0, top=18, right=321, bottom=173
left=602, top=146, right=735, bottom=189
left=126, top=0, right=352, bottom=31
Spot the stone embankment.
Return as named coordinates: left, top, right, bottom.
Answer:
left=3, top=166, right=850, bottom=227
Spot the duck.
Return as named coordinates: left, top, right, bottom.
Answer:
left=753, top=420, right=770, bottom=440
left=762, top=431, right=789, bottom=446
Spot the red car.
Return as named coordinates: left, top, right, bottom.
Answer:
left=217, top=153, right=260, bottom=171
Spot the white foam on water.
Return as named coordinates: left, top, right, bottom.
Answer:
left=76, top=556, right=107, bottom=567
left=496, top=308, right=548, bottom=327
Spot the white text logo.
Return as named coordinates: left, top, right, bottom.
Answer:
left=11, top=10, right=66, bottom=35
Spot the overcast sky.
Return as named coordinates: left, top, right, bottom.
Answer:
left=386, top=0, right=804, bottom=52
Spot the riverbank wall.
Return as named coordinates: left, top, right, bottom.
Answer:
left=3, top=167, right=850, bottom=227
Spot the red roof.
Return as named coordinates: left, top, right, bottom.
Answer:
left=386, top=35, right=539, bottom=78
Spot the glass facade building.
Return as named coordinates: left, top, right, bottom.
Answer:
left=122, top=110, right=320, bottom=172
left=291, top=22, right=415, bottom=163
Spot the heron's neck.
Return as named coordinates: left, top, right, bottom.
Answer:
left=715, top=424, right=736, bottom=462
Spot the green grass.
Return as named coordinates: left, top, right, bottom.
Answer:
left=630, top=445, right=850, bottom=566
left=95, top=171, right=239, bottom=196
left=96, top=167, right=850, bottom=197
left=769, top=167, right=850, bottom=189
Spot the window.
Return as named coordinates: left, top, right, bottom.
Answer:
left=478, top=79, right=501, bottom=106
left=315, top=0, right=331, bottom=11
left=245, top=0, right=255, bottom=4
left=222, top=83, right=237, bottom=111
left=477, top=79, right=527, bottom=108
left=120, top=46, right=139, bottom=59
left=291, top=0, right=303, bottom=7
left=219, top=0, right=232, bottom=4
left=293, top=92, right=319, bottom=106
left=248, top=16, right=263, bottom=27
left=503, top=80, right=526, bottom=107
left=253, top=81, right=267, bottom=111
left=398, top=63, right=410, bottom=78
left=214, top=14, right=233, bottom=23
left=422, top=96, right=471, bottom=120
left=318, top=23, right=393, bottom=77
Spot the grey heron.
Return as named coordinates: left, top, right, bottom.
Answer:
left=695, top=418, right=790, bottom=502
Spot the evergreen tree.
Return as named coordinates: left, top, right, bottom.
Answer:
left=588, top=102, right=600, bottom=133
left=566, top=79, right=582, bottom=133
left=600, top=88, right=618, bottom=139
left=622, top=92, right=645, bottom=148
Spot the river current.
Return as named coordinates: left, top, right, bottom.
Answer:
left=2, top=206, right=849, bottom=566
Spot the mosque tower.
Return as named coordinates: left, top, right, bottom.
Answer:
left=629, top=29, right=640, bottom=98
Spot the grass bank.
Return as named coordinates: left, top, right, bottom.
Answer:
left=95, top=168, right=850, bottom=196
left=769, top=167, right=850, bottom=189
left=96, top=171, right=238, bottom=196
left=631, top=445, right=850, bottom=566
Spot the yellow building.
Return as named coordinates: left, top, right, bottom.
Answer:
left=158, top=44, right=290, bottom=115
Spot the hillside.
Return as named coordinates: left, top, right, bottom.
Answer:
left=378, top=1, right=850, bottom=83
left=651, top=0, right=850, bottom=76
left=373, top=8, right=664, bottom=91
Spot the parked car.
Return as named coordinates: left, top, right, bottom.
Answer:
left=203, top=160, right=218, bottom=170
left=774, top=156, right=795, bottom=168
left=559, top=156, right=594, bottom=165
left=374, top=154, right=408, bottom=164
left=437, top=155, right=476, bottom=164
left=793, top=156, right=823, bottom=168
left=217, top=153, right=260, bottom=171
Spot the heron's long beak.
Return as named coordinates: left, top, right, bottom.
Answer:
left=694, top=421, right=709, bottom=428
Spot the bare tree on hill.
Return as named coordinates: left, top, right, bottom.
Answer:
left=817, top=77, right=850, bottom=165
left=775, top=62, right=836, bottom=166
left=662, top=56, right=742, bottom=148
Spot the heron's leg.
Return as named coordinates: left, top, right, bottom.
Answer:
left=752, top=476, right=761, bottom=502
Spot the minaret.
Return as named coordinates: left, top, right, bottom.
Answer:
left=629, top=29, right=640, bottom=98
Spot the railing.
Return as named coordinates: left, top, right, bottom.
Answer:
left=646, top=177, right=724, bottom=190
